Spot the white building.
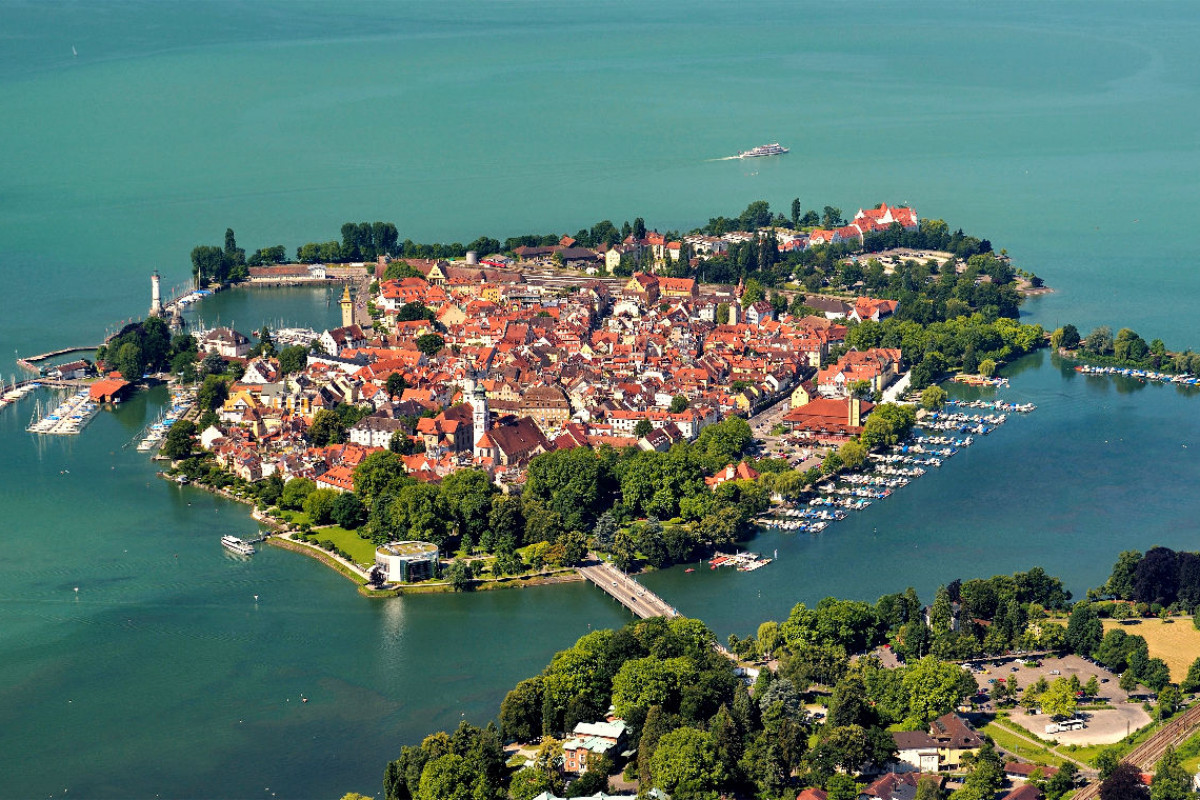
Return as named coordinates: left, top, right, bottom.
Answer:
left=198, top=327, right=251, bottom=358
left=374, top=541, right=439, bottom=583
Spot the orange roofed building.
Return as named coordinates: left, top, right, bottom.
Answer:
left=89, top=378, right=132, bottom=403
left=705, top=460, right=761, bottom=490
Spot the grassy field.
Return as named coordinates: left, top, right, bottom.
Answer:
left=1103, top=618, right=1200, bottom=682
left=983, top=719, right=1068, bottom=768
left=311, top=525, right=376, bottom=566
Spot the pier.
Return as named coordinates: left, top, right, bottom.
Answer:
left=17, top=345, right=102, bottom=373
left=576, top=554, right=679, bottom=620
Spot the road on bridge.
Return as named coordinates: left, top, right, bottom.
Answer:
left=576, top=556, right=678, bottom=620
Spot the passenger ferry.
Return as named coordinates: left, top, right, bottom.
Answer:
left=738, top=142, right=789, bottom=158
left=220, top=535, right=255, bottom=556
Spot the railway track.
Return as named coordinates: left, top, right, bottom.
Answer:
left=1072, top=703, right=1200, bottom=800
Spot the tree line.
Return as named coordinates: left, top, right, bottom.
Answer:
left=378, top=559, right=1129, bottom=800
left=1053, top=324, right=1200, bottom=375
left=96, top=317, right=196, bottom=381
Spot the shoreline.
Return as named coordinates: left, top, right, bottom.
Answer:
left=159, top=470, right=588, bottom=598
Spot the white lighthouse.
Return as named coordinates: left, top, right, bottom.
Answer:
left=150, top=271, right=163, bottom=317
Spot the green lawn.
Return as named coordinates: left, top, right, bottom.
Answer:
left=275, top=509, right=312, bottom=526
left=311, top=525, right=376, bottom=566
left=983, top=719, right=1068, bottom=768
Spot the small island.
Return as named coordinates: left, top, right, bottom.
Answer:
left=50, top=197, right=1060, bottom=597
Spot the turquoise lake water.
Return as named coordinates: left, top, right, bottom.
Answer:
left=1, top=1, right=1199, bottom=796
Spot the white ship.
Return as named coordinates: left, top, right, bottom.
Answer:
left=221, top=535, right=255, bottom=556
left=738, top=142, right=789, bottom=158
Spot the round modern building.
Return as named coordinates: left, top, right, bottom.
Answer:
left=375, top=541, right=439, bottom=583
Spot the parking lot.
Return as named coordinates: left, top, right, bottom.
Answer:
left=966, top=653, right=1153, bottom=745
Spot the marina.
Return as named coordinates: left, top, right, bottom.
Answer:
left=131, top=385, right=196, bottom=452
left=25, top=390, right=100, bottom=435
left=756, top=402, right=1035, bottom=535
left=0, top=378, right=40, bottom=411
left=1075, top=364, right=1199, bottom=386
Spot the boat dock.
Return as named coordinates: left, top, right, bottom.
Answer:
left=576, top=555, right=679, bottom=619
left=26, top=390, right=100, bottom=435
left=709, top=551, right=772, bottom=571
left=16, top=345, right=102, bottom=374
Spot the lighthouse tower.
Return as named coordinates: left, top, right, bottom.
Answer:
left=340, top=284, right=353, bottom=328
left=150, top=271, right=163, bottom=317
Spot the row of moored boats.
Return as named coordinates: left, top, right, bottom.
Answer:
left=758, top=407, right=1032, bottom=533
left=1075, top=365, right=1199, bottom=385
left=26, top=390, right=100, bottom=435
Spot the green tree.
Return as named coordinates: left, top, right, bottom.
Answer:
left=309, top=408, right=347, bottom=446
left=386, top=372, right=408, bottom=399
left=352, top=451, right=409, bottom=508
left=1046, top=763, right=1078, bottom=800
left=915, top=775, right=944, bottom=800
left=197, top=374, right=228, bottom=411
left=956, top=744, right=1004, bottom=800
left=1180, top=657, right=1200, bottom=693
left=303, top=488, right=340, bottom=525
left=1151, top=746, right=1190, bottom=800
left=634, top=419, right=654, bottom=439
left=920, top=385, right=948, bottom=410
left=331, top=492, right=366, bottom=529
left=669, top=395, right=690, bottom=414
left=1066, top=601, right=1103, bottom=657
left=281, top=477, right=316, bottom=511
left=1087, top=325, right=1115, bottom=356
left=978, top=358, right=997, bottom=378
left=649, top=727, right=726, bottom=800
left=741, top=278, right=765, bottom=308
left=162, top=419, right=196, bottom=460
left=860, top=403, right=916, bottom=449
left=1157, top=685, right=1181, bottom=720
left=390, top=483, right=451, bottom=547
left=278, top=345, right=308, bottom=375
left=414, top=334, right=445, bottom=358
left=113, top=341, right=144, bottom=381
left=826, top=773, right=860, bottom=800
left=415, top=753, right=473, bottom=800
left=902, top=656, right=977, bottom=727
left=1106, top=550, right=1143, bottom=599
left=500, top=677, right=544, bottom=743
left=446, top=558, right=471, bottom=592
left=1039, top=677, right=1078, bottom=718
left=439, top=469, right=497, bottom=543
left=487, top=494, right=525, bottom=553
left=839, top=440, right=868, bottom=470
left=523, top=447, right=608, bottom=532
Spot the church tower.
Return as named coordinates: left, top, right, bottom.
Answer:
left=340, top=285, right=353, bottom=328
left=472, top=380, right=491, bottom=457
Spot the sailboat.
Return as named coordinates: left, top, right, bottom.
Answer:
left=72, top=45, right=78, bottom=57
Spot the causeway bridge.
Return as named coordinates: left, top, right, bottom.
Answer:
left=576, top=554, right=679, bottom=620
left=576, top=554, right=739, bottom=662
